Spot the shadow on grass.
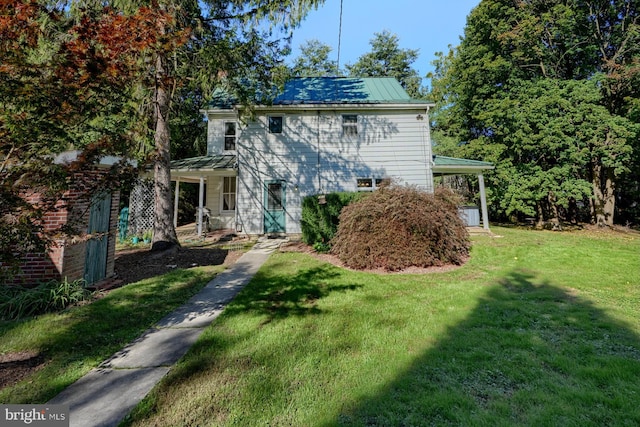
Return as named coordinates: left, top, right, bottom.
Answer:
left=332, top=269, right=640, bottom=426
left=0, top=265, right=221, bottom=404
left=224, top=261, right=363, bottom=322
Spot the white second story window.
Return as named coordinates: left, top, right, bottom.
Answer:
left=342, top=114, right=358, bottom=136
left=268, top=116, right=283, bottom=134
left=224, top=122, right=236, bottom=151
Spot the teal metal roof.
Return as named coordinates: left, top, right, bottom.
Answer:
left=274, top=77, right=428, bottom=104
left=170, top=155, right=236, bottom=171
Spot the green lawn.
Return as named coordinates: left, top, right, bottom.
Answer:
left=0, top=265, right=225, bottom=404
left=123, top=227, right=640, bottom=426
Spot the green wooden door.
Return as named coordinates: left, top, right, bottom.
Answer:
left=264, top=181, right=286, bottom=233
left=84, top=192, right=111, bottom=285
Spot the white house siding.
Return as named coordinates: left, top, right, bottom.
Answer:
left=208, top=108, right=433, bottom=235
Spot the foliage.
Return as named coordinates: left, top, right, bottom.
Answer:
left=0, top=279, right=91, bottom=320
left=0, top=0, right=166, bottom=280
left=290, top=39, right=341, bottom=77
left=331, top=186, right=470, bottom=270
left=300, top=192, right=364, bottom=251
left=429, top=0, right=640, bottom=226
left=347, top=30, right=426, bottom=98
left=0, top=264, right=223, bottom=403
left=64, top=0, right=327, bottom=251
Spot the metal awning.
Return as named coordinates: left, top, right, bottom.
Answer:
left=433, top=155, right=494, bottom=175
left=170, top=155, right=237, bottom=183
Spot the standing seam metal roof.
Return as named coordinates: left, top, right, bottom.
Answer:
left=273, top=77, right=428, bottom=104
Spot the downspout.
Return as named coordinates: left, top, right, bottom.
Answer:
left=424, top=106, right=434, bottom=193
left=317, top=110, right=321, bottom=192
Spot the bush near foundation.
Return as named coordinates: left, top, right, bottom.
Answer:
left=331, top=186, right=470, bottom=271
left=301, top=192, right=365, bottom=252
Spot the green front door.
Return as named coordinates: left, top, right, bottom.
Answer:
left=84, top=192, right=111, bottom=285
left=264, top=181, right=286, bottom=233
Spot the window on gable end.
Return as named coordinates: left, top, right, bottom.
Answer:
left=342, top=114, right=358, bottom=136
left=224, top=122, right=236, bottom=151
left=268, top=116, right=283, bottom=134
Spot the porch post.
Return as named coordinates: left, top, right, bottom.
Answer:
left=478, top=173, right=490, bottom=230
left=197, top=176, right=204, bottom=237
left=173, top=178, right=180, bottom=229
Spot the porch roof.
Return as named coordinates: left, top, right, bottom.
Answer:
left=432, top=155, right=494, bottom=175
left=171, top=154, right=237, bottom=172
left=170, top=155, right=237, bottom=183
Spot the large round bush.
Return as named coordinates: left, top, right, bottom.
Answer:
left=330, top=186, right=470, bottom=271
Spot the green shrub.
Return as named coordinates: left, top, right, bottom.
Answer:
left=300, top=192, right=365, bottom=251
left=0, top=278, right=92, bottom=320
left=331, top=186, right=470, bottom=271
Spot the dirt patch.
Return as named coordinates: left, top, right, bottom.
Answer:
left=279, top=241, right=464, bottom=274
left=0, top=351, right=46, bottom=390
left=112, top=245, right=243, bottom=287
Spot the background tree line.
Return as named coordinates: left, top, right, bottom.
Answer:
left=428, top=0, right=640, bottom=228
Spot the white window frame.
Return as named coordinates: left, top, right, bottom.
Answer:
left=224, top=121, right=236, bottom=151
left=221, top=176, right=236, bottom=212
left=342, top=114, right=358, bottom=137
left=357, top=177, right=389, bottom=192
left=268, top=116, right=283, bottom=134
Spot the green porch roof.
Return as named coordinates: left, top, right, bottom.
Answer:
left=170, top=155, right=236, bottom=171
left=274, top=77, right=430, bottom=105
left=432, top=155, right=494, bottom=174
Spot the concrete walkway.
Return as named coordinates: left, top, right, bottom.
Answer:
left=48, top=238, right=285, bottom=427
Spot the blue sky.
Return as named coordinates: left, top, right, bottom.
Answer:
left=288, top=0, right=480, bottom=85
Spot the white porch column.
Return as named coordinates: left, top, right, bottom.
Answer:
left=478, top=173, right=490, bottom=230
left=197, top=176, right=204, bottom=237
left=173, top=178, right=180, bottom=229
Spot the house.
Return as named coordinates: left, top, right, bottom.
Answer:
left=169, top=77, right=493, bottom=236
left=6, top=151, right=121, bottom=287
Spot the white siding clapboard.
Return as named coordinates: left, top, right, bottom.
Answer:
left=210, top=109, right=433, bottom=234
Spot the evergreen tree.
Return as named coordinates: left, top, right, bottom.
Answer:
left=430, top=0, right=640, bottom=226
left=347, top=30, right=426, bottom=99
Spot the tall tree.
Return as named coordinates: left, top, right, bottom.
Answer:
left=347, top=30, right=425, bottom=98
left=71, top=0, right=325, bottom=251
left=0, top=0, right=167, bottom=280
left=291, top=39, right=341, bottom=77
left=430, top=0, right=640, bottom=226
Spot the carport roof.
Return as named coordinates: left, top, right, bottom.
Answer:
left=432, top=155, right=494, bottom=175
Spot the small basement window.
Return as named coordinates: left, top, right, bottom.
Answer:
left=268, top=116, right=283, bottom=134
left=342, top=114, right=358, bottom=136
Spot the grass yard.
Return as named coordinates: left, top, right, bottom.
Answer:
left=124, top=227, right=640, bottom=426
left=0, top=265, right=226, bottom=404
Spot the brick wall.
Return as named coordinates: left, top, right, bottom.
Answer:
left=7, top=170, right=120, bottom=287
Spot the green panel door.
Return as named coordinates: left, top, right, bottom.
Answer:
left=264, top=181, right=286, bottom=233
left=84, top=192, right=111, bottom=285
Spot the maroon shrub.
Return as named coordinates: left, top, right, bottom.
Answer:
left=330, top=186, right=470, bottom=271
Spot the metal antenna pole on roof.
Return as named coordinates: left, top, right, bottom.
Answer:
left=337, top=0, right=343, bottom=73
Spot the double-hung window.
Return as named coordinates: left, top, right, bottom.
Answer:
left=224, top=122, right=236, bottom=151
left=342, top=114, right=358, bottom=136
left=222, top=177, right=236, bottom=211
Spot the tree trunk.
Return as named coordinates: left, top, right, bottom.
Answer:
left=590, top=160, right=616, bottom=227
left=151, top=52, right=179, bottom=251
